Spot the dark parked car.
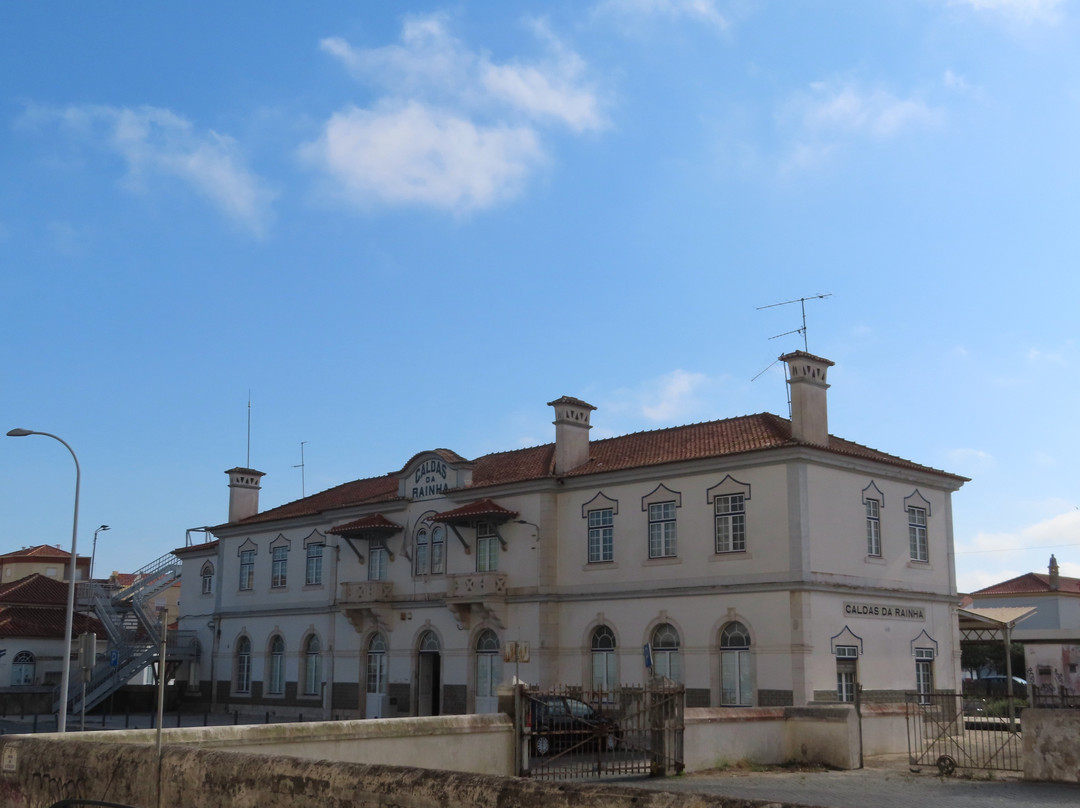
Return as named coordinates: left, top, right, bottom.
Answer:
left=527, top=695, right=620, bottom=756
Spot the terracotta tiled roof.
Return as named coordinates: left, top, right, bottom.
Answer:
left=173, top=540, right=221, bottom=557
left=971, top=572, right=1080, bottom=597
left=430, top=498, right=520, bottom=523
left=225, top=412, right=965, bottom=529
left=0, top=573, right=69, bottom=605
left=329, top=514, right=404, bottom=536
left=0, top=605, right=103, bottom=638
left=0, top=544, right=73, bottom=561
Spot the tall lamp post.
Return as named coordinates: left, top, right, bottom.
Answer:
left=6, top=428, right=81, bottom=733
left=91, top=524, right=110, bottom=581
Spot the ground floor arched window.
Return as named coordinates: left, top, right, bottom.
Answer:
left=366, top=633, right=387, bottom=718
left=475, top=629, right=501, bottom=713
left=591, top=625, right=617, bottom=694
left=719, top=621, right=752, bottom=706
left=235, top=637, right=252, bottom=694
left=11, top=651, right=34, bottom=686
left=267, top=635, right=285, bottom=695
left=303, top=634, right=321, bottom=697
left=651, top=623, right=681, bottom=682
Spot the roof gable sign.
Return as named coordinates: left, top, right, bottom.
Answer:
left=398, top=450, right=474, bottom=501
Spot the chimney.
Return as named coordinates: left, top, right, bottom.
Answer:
left=1049, top=554, right=1060, bottom=590
left=780, top=351, right=835, bottom=446
left=548, top=396, right=596, bottom=475
left=226, top=467, right=265, bottom=523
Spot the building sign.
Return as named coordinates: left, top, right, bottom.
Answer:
left=843, top=601, right=925, bottom=621
left=411, top=459, right=448, bottom=500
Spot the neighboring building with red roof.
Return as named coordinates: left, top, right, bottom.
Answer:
left=175, top=352, right=967, bottom=742
left=0, top=573, right=102, bottom=690
left=968, top=555, right=1080, bottom=696
left=0, top=544, right=90, bottom=586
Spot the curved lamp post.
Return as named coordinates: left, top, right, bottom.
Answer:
left=6, top=428, right=80, bottom=732
left=91, top=524, right=110, bottom=581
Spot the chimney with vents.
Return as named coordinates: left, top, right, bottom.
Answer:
left=548, top=396, right=596, bottom=475
left=780, top=351, right=835, bottom=446
left=1049, top=554, right=1060, bottom=590
left=226, top=467, right=265, bottom=523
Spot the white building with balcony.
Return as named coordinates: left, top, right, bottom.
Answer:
left=174, top=352, right=967, bottom=718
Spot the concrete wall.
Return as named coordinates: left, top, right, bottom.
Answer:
left=0, top=735, right=816, bottom=808
left=1023, top=708, right=1080, bottom=782
left=684, top=705, right=862, bottom=771
left=61, top=713, right=515, bottom=776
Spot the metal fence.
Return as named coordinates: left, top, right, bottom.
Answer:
left=906, top=692, right=1022, bottom=775
left=521, top=683, right=684, bottom=780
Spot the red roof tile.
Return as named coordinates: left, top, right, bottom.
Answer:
left=430, top=498, right=520, bottom=523
left=328, top=514, right=404, bottom=536
left=971, top=572, right=1080, bottom=596
left=225, top=412, right=965, bottom=528
left=0, top=573, right=69, bottom=605
left=0, top=544, right=73, bottom=561
left=0, top=605, right=103, bottom=638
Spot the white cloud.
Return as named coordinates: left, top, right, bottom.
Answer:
left=795, top=82, right=943, bottom=138
left=946, top=447, right=995, bottom=471
left=956, top=508, right=1080, bottom=593
left=300, top=102, right=542, bottom=212
left=595, top=0, right=730, bottom=31
left=641, top=370, right=710, bottom=421
left=20, top=104, right=273, bottom=235
left=950, top=0, right=1065, bottom=23
left=308, top=15, right=603, bottom=214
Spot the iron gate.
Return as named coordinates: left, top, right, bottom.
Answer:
left=906, top=693, right=1022, bottom=775
left=520, top=684, right=684, bottom=780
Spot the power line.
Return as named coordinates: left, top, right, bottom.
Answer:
left=955, top=541, right=1080, bottom=555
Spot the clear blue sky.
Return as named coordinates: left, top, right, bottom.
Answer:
left=2, top=1, right=1077, bottom=594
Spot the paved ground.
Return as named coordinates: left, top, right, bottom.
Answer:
left=614, top=755, right=1080, bottom=808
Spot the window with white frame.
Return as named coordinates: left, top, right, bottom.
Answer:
left=915, top=648, right=934, bottom=702
left=588, top=508, right=614, bottom=563
left=303, top=635, right=321, bottom=697
left=475, top=629, right=502, bottom=707
left=591, top=625, right=617, bottom=693
left=268, top=635, right=285, bottom=695
left=476, top=521, right=499, bottom=572
left=414, top=528, right=429, bottom=575
left=430, top=525, right=445, bottom=574
left=239, top=549, right=255, bottom=591
left=271, top=545, right=288, bottom=588
left=648, top=502, right=677, bottom=558
left=11, top=651, right=34, bottom=686
left=369, top=542, right=388, bottom=581
left=719, top=621, right=752, bottom=706
left=714, top=494, right=746, bottom=553
left=235, top=637, right=252, bottom=694
left=866, top=499, right=881, bottom=557
left=651, top=623, right=681, bottom=682
left=908, top=507, right=928, bottom=562
left=200, top=562, right=214, bottom=595
left=305, top=542, right=324, bottom=586
left=367, top=633, right=387, bottom=697
left=836, top=646, right=858, bottom=703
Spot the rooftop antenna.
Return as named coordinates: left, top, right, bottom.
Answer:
left=246, top=391, right=252, bottom=468
left=293, top=441, right=308, bottom=498
left=751, top=294, right=832, bottom=415
left=757, top=293, right=832, bottom=353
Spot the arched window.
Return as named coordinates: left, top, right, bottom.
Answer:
left=235, top=637, right=252, bottom=694
left=200, top=562, right=214, bottom=595
left=591, top=625, right=617, bottom=694
left=719, top=621, right=752, bottom=706
left=367, top=633, right=387, bottom=697
left=303, top=635, right=321, bottom=697
left=268, top=635, right=285, bottom=695
left=419, top=630, right=440, bottom=653
left=651, top=623, right=681, bottom=683
left=431, top=526, right=446, bottom=574
left=475, top=629, right=501, bottom=712
left=11, top=651, right=34, bottom=686
left=415, top=529, right=429, bottom=575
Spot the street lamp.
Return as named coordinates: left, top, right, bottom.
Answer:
left=6, top=427, right=81, bottom=732
left=91, top=524, right=110, bottom=581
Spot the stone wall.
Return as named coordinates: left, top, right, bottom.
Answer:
left=1022, top=708, right=1080, bottom=783
left=0, top=735, right=819, bottom=808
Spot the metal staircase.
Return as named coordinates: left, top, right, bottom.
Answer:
left=58, top=551, right=195, bottom=717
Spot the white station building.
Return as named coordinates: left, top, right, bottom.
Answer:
left=174, top=351, right=967, bottom=718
